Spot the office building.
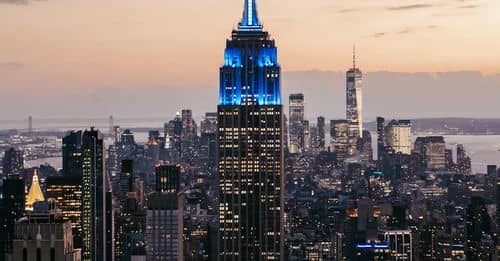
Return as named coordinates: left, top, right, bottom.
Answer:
left=146, top=193, right=184, bottom=261
left=0, top=175, right=25, bottom=259
left=383, top=230, right=413, bottom=261
left=289, top=93, right=305, bottom=154
left=155, top=165, right=180, bottom=193
left=346, top=48, right=363, bottom=138
left=63, top=131, right=83, bottom=177
left=11, top=210, right=81, bottom=261
left=2, top=148, right=23, bottom=176
left=414, top=136, right=446, bottom=170
left=218, top=0, right=284, bottom=259
left=46, top=175, right=83, bottom=247
left=81, top=128, right=113, bottom=261
left=385, top=120, right=412, bottom=155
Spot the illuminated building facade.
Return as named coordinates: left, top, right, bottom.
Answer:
left=46, top=175, right=83, bottom=247
left=25, top=170, right=45, bottom=212
left=346, top=49, right=363, bottom=139
left=383, top=230, right=413, bottom=261
left=155, top=165, right=180, bottom=193
left=385, top=120, right=412, bottom=155
left=218, top=0, right=284, bottom=259
left=81, top=128, right=113, bottom=261
left=288, top=93, right=305, bottom=154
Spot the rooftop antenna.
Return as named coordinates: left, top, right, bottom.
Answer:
left=352, top=44, right=356, bottom=70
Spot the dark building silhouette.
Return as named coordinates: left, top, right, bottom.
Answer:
left=217, top=0, right=284, bottom=259
left=156, top=165, right=180, bottom=193
left=0, top=175, right=25, bottom=260
left=62, top=130, right=83, bottom=177
left=2, top=148, right=23, bottom=176
left=466, top=196, right=494, bottom=260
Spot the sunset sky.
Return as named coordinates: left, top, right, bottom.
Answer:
left=1, top=0, right=499, bottom=119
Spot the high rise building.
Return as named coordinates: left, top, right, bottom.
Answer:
left=2, top=147, right=24, bottom=176
left=25, top=170, right=45, bottom=212
left=164, top=112, right=183, bottom=156
left=289, top=93, right=305, bottom=154
left=146, top=192, right=184, bottom=260
left=466, top=196, right=494, bottom=260
left=376, top=117, right=385, bottom=161
left=155, top=165, right=180, bottom=193
left=181, top=109, right=198, bottom=162
left=330, top=120, right=349, bottom=162
left=46, top=175, right=83, bottom=247
left=62, top=131, right=83, bottom=177
left=383, top=230, right=413, bottom=261
left=414, top=136, right=446, bottom=170
left=317, top=116, right=326, bottom=150
left=200, top=112, right=218, bottom=170
left=28, top=115, right=32, bottom=134
left=217, top=0, right=284, bottom=259
left=456, top=144, right=471, bottom=175
left=0, top=175, right=25, bottom=259
left=385, top=120, right=412, bottom=155
left=81, top=128, right=113, bottom=261
left=11, top=209, right=81, bottom=261
left=346, top=48, right=363, bottom=139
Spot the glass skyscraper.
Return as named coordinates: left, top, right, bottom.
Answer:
left=217, top=0, right=284, bottom=259
left=346, top=49, right=363, bottom=139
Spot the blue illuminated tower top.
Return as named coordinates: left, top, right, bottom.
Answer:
left=219, top=0, right=281, bottom=106
left=239, top=0, right=262, bottom=31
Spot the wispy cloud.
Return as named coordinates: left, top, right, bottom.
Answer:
left=336, top=8, right=361, bottom=14
left=370, top=32, right=386, bottom=38
left=458, top=4, right=480, bottom=9
left=0, top=0, right=45, bottom=5
left=0, top=62, right=24, bottom=70
left=370, top=25, right=439, bottom=38
left=387, top=4, right=434, bottom=11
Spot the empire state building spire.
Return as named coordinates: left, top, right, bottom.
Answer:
left=239, top=0, right=262, bottom=30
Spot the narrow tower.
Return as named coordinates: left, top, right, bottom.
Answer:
left=218, top=0, right=284, bottom=259
left=346, top=46, right=363, bottom=138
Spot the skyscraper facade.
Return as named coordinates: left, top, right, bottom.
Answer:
left=218, top=0, right=284, bottom=259
left=155, top=165, right=181, bottom=193
left=2, top=148, right=23, bottom=176
left=146, top=193, right=184, bottom=261
left=46, top=175, right=83, bottom=247
left=376, top=117, right=385, bottom=161
left=317, top=116, right=326, bottom=150
left=289, top=93, right=305, bottom=154
left=346, top=50, right=363, bottom=139
left=81, top=128, right=113, bottom=261
left=63, top=131, right=83, bottom=177
left=385, top=120, right=412, bottom=155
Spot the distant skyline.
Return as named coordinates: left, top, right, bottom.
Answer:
left=1, top=0, right=499, bottom=119
left=1, top=71, right=500, bottom=121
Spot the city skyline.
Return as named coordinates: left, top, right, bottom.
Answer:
left=1, top=1, right=500, bottom=260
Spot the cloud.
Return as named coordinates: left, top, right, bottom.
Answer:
left=336, top=8, right=361, bottom=14
left=458, top=5, right=480, bottom=9
left=370, top=32, right=386, bottom=38
left=0, top=0, right=44, bottom=5
left=397, top=28, right=413, bottom=34
left=0, top=62, right=24, bottom=70
left=387, top=4, right=433, bottom=11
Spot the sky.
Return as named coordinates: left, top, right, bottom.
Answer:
left=1, top=0, right=499, bottom=120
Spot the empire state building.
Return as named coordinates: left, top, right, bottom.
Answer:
left=217, top=0, right=284, bottom=259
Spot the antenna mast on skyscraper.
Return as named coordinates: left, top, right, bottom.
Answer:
left=353, top=44, right=356, bottom=70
